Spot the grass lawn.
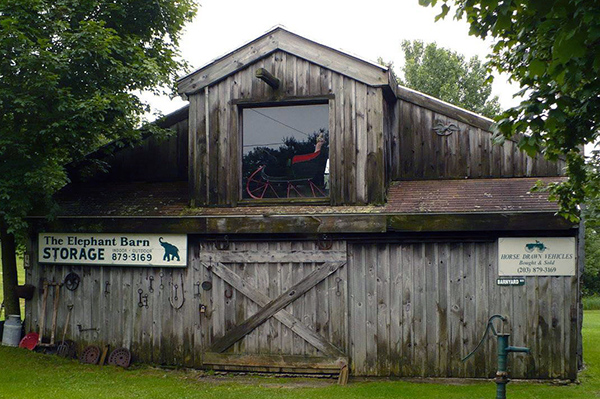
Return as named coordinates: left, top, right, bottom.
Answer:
left=0, top=312, right=597, bottom=398
left=0, top=260, right=598, bottom=397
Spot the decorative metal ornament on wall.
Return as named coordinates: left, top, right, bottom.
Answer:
left=432, top=120, right=461, bottom=136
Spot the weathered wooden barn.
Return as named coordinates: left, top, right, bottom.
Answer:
left=25, top=27, right=582, bottom=381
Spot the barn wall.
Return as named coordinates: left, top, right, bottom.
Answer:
left=188, top=50, right=387, bottom=207
left=390, top=99, right=565, bottom=180
left=347, top=241, right=578, bottom=379
left=95, top=118, right=189, bottom=183
left=25, top=238, right=348, bottom=368
left=25, top=236, right=578, bottom=379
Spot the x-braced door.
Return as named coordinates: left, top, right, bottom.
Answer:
left=193, top=240, right=348, bottom=375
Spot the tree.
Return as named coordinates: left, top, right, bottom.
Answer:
left=584, top=226, right=600, bottom=296
left=419, top=0, right=600, bottom=222
left=0, top=0, right=197, bottom=317
left=399, top=40, right=501, bottom=118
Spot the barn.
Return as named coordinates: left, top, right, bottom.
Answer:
left=25, top=27, right=582, bottom=381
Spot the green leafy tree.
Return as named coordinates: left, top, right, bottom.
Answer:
left=584, top=227, right=600, bottom=296
left=0, top=0, right=197, bottom=317
left=399, top=40, right=501, bottom=118
left=419, top=0, right=600, bottom=222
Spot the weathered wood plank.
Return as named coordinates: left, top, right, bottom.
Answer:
left=400, top=244, right=413, bottom=376
left=448, top=243, right=464, bottom=377
left=197, top=250, right=346, bottom=264
left=366, top=86, right=385, bottom=203
left=348, top=244, right=367, bottom=373
left=376, top=244, right=391, bottom=375
left=437, top=243, right=449, bottom=376
left=424, top=243, right=437, bottom=376
left=356, top=83, right=368, bottom=203
left=203, top=352, right=347, bottom=370
left=365, top=246, right=377, bottom=374
left=413, top=243, right=427, bottom=376
left=389, top=244, right=402, bottom=376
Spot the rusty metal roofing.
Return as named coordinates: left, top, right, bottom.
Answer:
left=385, top=177, right=563, bottom=214
left=51, top=177, right=563, bottom=218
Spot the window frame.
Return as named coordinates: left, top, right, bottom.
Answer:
left=237, top=98, right=332, bottom=205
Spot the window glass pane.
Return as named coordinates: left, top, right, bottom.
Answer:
left=242, top=104, right=329, bottom=200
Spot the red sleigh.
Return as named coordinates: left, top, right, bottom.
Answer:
left=245, top=146, right=327, bottom=199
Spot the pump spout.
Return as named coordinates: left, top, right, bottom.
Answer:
left=506, top=346, right=530, bottom=354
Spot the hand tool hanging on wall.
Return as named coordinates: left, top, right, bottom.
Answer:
left=56, top=304, right=73, bottom=357
left=169, top=272, right=185, bottom=310
left=38, top=280, right=62, bottom=346
left=138, top=289, right=148, bottom=308
left=148, top=276, right=154, bottom=293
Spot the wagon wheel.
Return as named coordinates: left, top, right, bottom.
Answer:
left=246, top=166, right=278, bottom=199
left=525, top=246, right=534, bottom=253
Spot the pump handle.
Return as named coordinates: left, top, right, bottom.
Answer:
left=462, top=314, right=507, bottom=362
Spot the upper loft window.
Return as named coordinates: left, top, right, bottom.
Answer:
left=242, top=103, right=329, bottom=200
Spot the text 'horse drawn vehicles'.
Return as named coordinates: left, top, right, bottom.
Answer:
left=245, top=134, right=329, bottom=199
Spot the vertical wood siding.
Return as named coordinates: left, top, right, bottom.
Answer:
left=390, top=100, right=565, bottom=179
left=188, top=51, right=387, bottom=206
left=92, top=118, right=189, bottom=183
left=26, top=239, right=348, bottom=367
left=26, top=238, right=577, bottom=379
left=347, top=241, right=578, bottom=379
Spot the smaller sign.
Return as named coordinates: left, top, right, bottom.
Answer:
left=498, top=237, right=576, bottom=276
left=497, top=277, right=526, bottom=286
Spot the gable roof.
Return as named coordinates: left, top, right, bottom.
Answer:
left=177, top=26, right=395, bottom=96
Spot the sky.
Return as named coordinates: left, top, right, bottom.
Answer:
left=143, top=0, right=520, bottom=118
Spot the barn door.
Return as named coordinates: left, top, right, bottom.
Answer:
left=195, top=240, right=348, bottom=374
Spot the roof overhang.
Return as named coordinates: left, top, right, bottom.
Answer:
left=29, top=210, right=574, bottom=236
left=176, top=26, right=395, bottom=97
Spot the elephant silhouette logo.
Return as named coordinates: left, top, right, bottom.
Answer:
left=159, top=237, right=180, bottom=262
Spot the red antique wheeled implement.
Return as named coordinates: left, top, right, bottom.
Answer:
left=245, top=138, right=328, bottom=199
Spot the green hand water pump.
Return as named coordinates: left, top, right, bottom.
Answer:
left=462, top=315, right=530, bottom=399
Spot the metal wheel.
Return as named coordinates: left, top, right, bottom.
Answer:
left=108, top=347, right=131, bottom=368
left=80, top=345, right=101, bottom=364
left=64, top=272, right=81, bottom=291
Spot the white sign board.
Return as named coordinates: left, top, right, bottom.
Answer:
left=39, top=233, right=187, bottom=267
left=498, top=237, right=576, bottom=276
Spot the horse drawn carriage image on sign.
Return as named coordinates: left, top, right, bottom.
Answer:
left=24, top=27, right=582, bottom=383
